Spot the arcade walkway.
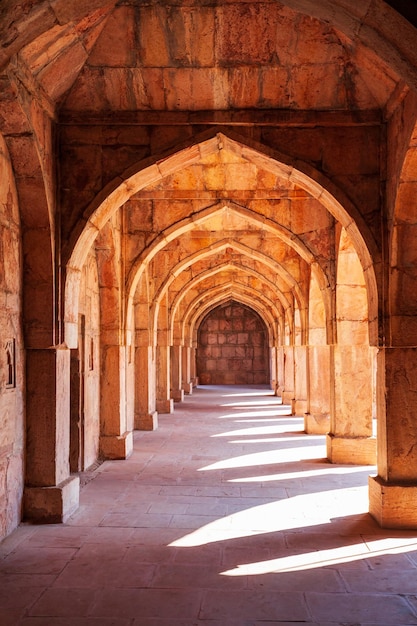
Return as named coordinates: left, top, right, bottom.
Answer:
left=2, top=385, right=417, bottom=625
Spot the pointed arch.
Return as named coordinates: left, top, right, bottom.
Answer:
left=65, top=131, right=379, bottom=347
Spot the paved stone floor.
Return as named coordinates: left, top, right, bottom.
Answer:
left=2, top=384, right=417, bottom=625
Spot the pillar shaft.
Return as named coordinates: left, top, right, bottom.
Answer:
left=269, top=346, right=277, bottom=392
left=24, top=347, right=79, bottom=523
left=171, top=344, right=184, bottom=402
left=327, top=344, right=375, bottom=464
left=100, top=344, right=133, bottom=459
left=369, top=346, right=417, bottom=528
left=182, top=345, right=193, bottom=394
left=282, top=346, right=294, bottom=407
left=156, top=343, right=173, bottom=414
left=304, top=344, right=330, bottom=434
left=190, top=346, right=198, bottom=386
left=294, top=345, right=308, bottom=416
left=135, top=345, right=158, bottom=430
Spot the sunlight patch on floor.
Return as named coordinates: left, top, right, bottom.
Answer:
left=228, top=464, right=372, bottom=483
left=198, top=445, right=326, bottom=471
left=212, top=425, right=313, bottom=438
left=220, top=538, right=417, bottom=575
left=169, top=487, right=369, bottom=548
left=218, top=408, right=292, bottom=419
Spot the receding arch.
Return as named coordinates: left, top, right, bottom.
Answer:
left=184, top=284, right=280, bottom=349
left=167, top=261, right=289, bottom=346
left=196, top=300, right=270, bottom=385
left=150, top=234, right=303, bottom=315
left=65, top=131, right=380, bottom=348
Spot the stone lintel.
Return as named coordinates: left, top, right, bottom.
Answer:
left=369, top=475, right=417, bottom=529
left=156, top=399, right=174, bottom=414
left=304, top=412, right=330, bottom=435
left=183, top=382, right=193, bottom=395
left=24, top=475, right=80, bottom=524
left=171, top=389, right=185, bottom=403
left=326, top=433, right=376, bottom=465
left=135, top=412, right=158, bottom=431
left=100, top=431, right=133, bottom=459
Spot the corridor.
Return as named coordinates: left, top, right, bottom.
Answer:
left=2, top=384, right=417, bottom=625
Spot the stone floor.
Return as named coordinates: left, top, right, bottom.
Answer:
left=2, top=384, right=417, bottom=626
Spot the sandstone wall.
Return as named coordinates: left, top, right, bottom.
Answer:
left=0, top=135, right=24, bottom=540
left=197, top=302, right=269, bottom=385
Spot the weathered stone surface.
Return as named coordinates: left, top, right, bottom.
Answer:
left=369, top=475, right=417, bottom=529
left=327, top=433, right=376, bottom=465
left=24, top=476, right=80, bottom=524
left=196, top=301, right=269, bottom=385
left=3, top=0, right=417, bottom=542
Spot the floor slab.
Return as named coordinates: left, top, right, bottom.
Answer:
left=2, top=384, right=417, bottom=624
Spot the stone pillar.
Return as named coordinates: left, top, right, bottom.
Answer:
left=99, top=343, right=133, bottom=459
left=369, top=347, right=417, bottom=528
left=24, top=346, right=80, bottom=523
left=182, top=344, right=193, bottom=394
left=304, top=344, right=331, bottom=434
left=326, top=344, right=376, bottom=464
left=293, top=345, right=308, bottom=416
left=156, top=341, right=173, bottom=414
left=171, top=344, right=184, bottom=402
left=269, top=346, right=277, bottom=391
left=282, top=345, right=294, bottom=409
left=135, top=344, right=158, bottom=430
left=276, top=346, right=284, bottom=397
left=190, top=345, right=198, bottom=387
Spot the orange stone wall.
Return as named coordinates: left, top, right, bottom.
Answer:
left=196, top=302, right=269, bottom=385
left=0, top=136, right=24, bottom=541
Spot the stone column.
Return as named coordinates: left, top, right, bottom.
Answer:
left=156, top=338, right=173, bottom=414
left=282, top=345, right=294, bottom=409
left=135, top=343, right=158, bottom=430
left=99, top=342, right=133, bottom=459
left=293, top=345, right=308, bottom=416
left=182, top=344, right=193, bottom=394
left=276, top=345, right=284, bottom=398
left=171, top=344, right=184, bottom=402
left=190, top=345, right=198, bottom=387
left=326, top=344, right=376, bottom=464
left=369, top=347, right=417, bottom=528
left=24, top=346, right=80, bottom=523
left=304, top=344, right=331, bottom=434
left=269, top=346, right=277, bottom=391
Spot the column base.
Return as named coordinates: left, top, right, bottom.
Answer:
left=156, top=399, right=174, bottom=414
left=274, top=385, right=283, bottom=398
left=183, top=382, right=193, bottom=395
left=294, top=399, right=308, bottom=416
left=24, top=475, right=80, bottom=524
left=369, top=475, right=417, bottom=529
left=326, top=433, right=376, bottom=465
left=100, top=431, right=133, bottom=459
left=171, top=390, right=184, bottom=403
left=191, top=377, right=199, bottom=387
left=304, top=412, right=330, bottom=435
left=135, top=411, right=158, bottom=431
left=281, top=392, right=294, bottom=408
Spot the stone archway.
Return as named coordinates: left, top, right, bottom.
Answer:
left=196, top=300, right=270, bottom=386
